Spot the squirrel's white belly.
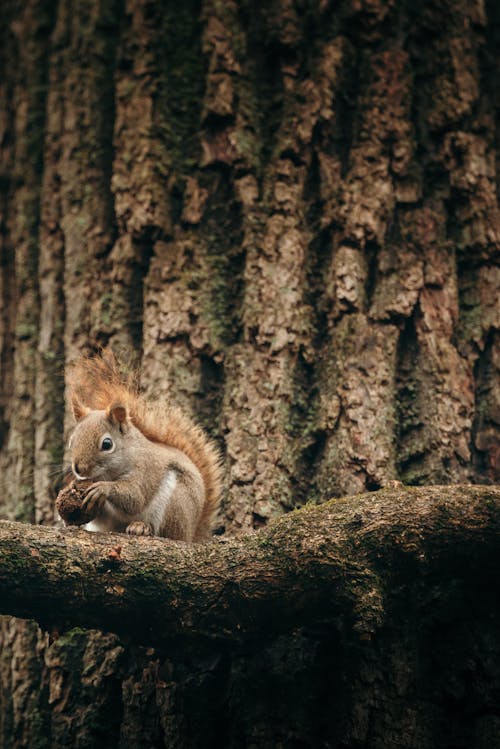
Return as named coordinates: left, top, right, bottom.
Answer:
left=139, top=469, right=177, bottom=534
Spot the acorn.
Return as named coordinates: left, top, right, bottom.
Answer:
left=56, top=479, right=94, bottom=526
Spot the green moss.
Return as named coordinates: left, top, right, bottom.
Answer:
left=98, top=292, right=114, bottom=327
left=27, top=708, right=51, bottom=749
left=48, top=440, right=63, bottom=464
left=458, top=300, right=483, bottom=345
left=159, top=2, right=205, bottom=174
left=16, top=322, right=37, bottom=340
left=235, top=128, right=260, bottom=165
left=52, top=627, right=89, bottom=668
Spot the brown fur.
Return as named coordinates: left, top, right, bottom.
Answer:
left=67, top=350, right=222, bottom=540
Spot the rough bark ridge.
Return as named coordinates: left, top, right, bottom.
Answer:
left=0, top=0, right=499, bottom=747
left=1, top=484, right=500, bottom=749
left=1, top=0, right=498, bottom=531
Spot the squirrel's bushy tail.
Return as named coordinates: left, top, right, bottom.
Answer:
left=67, top=350, right=222, bottom=539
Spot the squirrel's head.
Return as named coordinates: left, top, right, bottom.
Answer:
left=69, top=400, right=134, bottom=481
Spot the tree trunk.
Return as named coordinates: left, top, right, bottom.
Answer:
left=0, top=0, right=499, bottom=746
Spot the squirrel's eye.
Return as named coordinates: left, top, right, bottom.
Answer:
left=101, top=437, right=114, bottom=451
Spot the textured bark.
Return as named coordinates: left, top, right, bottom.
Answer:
left=1, top=0, right=499, bottom=526
left=0, top=0, right=500, bottom=746
left=0, top=484, right=499, bottom=644
left=1, top=484, right=500, bottom=748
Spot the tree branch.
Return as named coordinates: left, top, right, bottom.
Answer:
left=0, top=485, right=499, bottom=647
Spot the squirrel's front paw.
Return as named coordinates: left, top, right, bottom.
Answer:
left=82, top=482, right=109, bottom=518
left=126, top=520, right=153, bottom=536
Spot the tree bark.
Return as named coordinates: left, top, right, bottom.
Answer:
left=1, top=0, right=499, bottom=532
left=1, top=0, right=500, bottom=746
left=1, top=484, right=500, bottom=748
left=0, top=484, right=499, bottom=645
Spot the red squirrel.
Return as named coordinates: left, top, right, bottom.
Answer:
left=65, top=350, right=222, bottom=541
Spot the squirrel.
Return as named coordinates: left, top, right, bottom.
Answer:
left=65, top=350, right=222, bottom=542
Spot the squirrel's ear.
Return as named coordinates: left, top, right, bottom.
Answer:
left=72, top=396, right=89, bottom=422
left=107, top=403, right=129, bottom=430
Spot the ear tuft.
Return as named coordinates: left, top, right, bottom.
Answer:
left=72, top=396, right=89, bottom=422
left=107, top=402, right=128, bottom=427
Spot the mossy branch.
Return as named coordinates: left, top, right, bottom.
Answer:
left=0, top=484, right=499, bottom=647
